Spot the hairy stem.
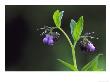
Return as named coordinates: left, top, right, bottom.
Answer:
left=58, top=27, right=78, bottom=70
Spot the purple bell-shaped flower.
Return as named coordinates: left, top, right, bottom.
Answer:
left=43, top=34, right=54, bottom=45
left=79, top=41, right=96, bottom=52
left=86, top=42, right=95, bottom=52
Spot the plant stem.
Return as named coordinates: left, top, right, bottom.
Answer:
left=58, top=27, right=78, bottom=70
left=59, top=28, right=73, bottom=48
left=72, top=46, right=77, bottom=70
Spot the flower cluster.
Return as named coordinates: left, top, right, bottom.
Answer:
left=80, top=41, right=95, bottom=52
left=43, top=34, right=54, bottom=45
left=37, top=26, right=60, bottom=46
left=79, top=32, right=97, bottom=52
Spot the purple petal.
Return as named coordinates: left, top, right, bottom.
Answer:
left=43, top=34, right=54, bottom=45
left=48, top=39, right=54, bottom=45
left=43, top=37, right=48, bottom=44
left=87, top=42, right=95, bottom=52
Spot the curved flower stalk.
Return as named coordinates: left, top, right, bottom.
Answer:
left=40, top=10, right=103, bottom=71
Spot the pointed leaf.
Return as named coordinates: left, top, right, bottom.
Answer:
left=70, top=19, right=76, bottom=34
left=70, top=16, right=84, bottom=44
left=57, top=59, right=78, bottom=71
left=81, top=54, right=103, bottom=71
left=53, top=10, right=64, bottom=28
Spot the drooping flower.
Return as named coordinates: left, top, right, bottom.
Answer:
left=86, top=42, right=95, bottom=52
left=79, top=32, right=97, bottom=52
left=37, top=26, right=60, bottom=46
left=79, top=41, right=95, bottom=52
left=43, top=34, right=54, bottom=45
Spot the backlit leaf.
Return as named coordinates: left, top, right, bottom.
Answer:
left=53, top=10, right=64, bottom=28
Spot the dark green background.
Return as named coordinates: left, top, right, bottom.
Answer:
left=5, top=5, right=106, bottom=71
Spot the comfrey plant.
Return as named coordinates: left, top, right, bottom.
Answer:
left=39, top=10, right=103, bottom=71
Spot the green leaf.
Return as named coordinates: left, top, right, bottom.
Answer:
left=70, top=16, right=84, bottom=44
left=81, top=54, right=103, bottom=71
left=70, top=19, right=76, bottom=34
left=53, top=10, right=64, bottom=28
left=57, top=59, right=78, bottom=71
